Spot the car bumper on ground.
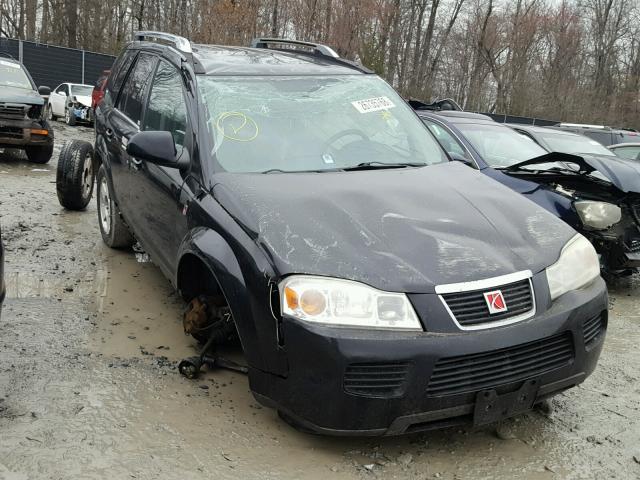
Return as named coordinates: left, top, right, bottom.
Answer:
left=250, top=277, right=608, bottom=436
left=0, top=117, right=53, bottom=149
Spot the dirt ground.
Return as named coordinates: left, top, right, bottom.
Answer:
left=0, top=122, right=638, bottom=480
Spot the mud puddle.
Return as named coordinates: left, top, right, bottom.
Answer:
left=0, top=122, right=639, bottom=479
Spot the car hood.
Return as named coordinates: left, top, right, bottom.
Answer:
left=508, top=152, right=640, bottom=194
left=212, top=163, right=575, bottom=293
left=579, top=153, right=640, bottom=193
left=72, top=95, right=92, bottom=108
left=0, top=85, right=43, bottom=106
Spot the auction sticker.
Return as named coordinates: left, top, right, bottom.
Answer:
left=352, top=96, right=396, bottom=113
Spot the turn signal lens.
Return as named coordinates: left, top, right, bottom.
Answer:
left=284, top=286, right=299, bottom=310
left=30, top=129, right=49, bottom=136
left=300, top=289, right=326, bottom=316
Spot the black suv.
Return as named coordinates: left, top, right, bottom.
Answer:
left=59, top=32, right=607, bottom=435
left=0, top=54, right=53, bottom=163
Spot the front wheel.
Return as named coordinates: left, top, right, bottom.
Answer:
left=56, top=140, right=95, bottom=210
left=25, top=143, right=53, bottom=164
left=96, top=165, right=134, bottom=249
left=65, top=107, right=76, bottom=126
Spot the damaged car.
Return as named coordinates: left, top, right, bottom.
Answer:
left=418, top=111, right=640, bottom=276
left=47, top=82, right=94, bottom=126
left=59, top=32, right=607, bottom=435
left=0, top=54, right=53, bottom=163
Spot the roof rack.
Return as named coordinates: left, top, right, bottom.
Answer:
left=251, top=38, right=339, bottom=58
left=134, top=31, right=192, bottom=54
left=555, top=122, right=609, bottom=130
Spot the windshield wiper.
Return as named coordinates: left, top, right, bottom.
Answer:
left=342, top=161, right=427, bottom=171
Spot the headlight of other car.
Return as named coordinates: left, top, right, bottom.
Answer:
left=280, top=275, right=422, bottom=331
left=546, top=234, right=600, bottom=300
left=574, top=200, right=621, bottom=230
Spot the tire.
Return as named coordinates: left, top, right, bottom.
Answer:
left=47, top=103, right=56, bottom=121
left=65, top=107, right=76, bottom=126
left=25, top=143, right=53, bottom=164
left=56, top=140, right=95, bottom=210
left=96, top=164, right=134, bottom=248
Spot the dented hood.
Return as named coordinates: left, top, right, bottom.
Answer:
left=508, top=151, right=640, bottom=194
left=72, top=95, right=92, bottom=108
left=212, top=162, right=576, bottom=293
left=580, top=153, right=640, bottom=193
left=0, top=86, right=43, bottom=106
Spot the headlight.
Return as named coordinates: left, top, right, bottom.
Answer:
left=280, top=275, right=422, bottom=330
left=546, top=234, right=600, bottom=300
left=574, top=201, right=621, bottom=230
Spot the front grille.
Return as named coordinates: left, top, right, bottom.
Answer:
left=426, top=332, right=574, bottom=397
left=344, top=362, right=410, bottom=398
left=583, top=312, right=606, bottom=348
left=628, top=240, right=640, bottom=253
left=0, top=126, right=23, bottom=139
left=0, top=104, right=26, bottom=119
left=441, top=279, right=534, bottom=328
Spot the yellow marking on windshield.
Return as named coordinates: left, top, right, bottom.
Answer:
left=215, top=111, right=259, bottom=142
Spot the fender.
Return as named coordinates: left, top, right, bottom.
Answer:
left=177, top=227, right=279, bottom=374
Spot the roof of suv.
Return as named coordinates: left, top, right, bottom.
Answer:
left=190, top=44, right=366, bottom=76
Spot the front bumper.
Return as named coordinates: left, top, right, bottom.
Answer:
left=0, top=116, right=53, bottom=148
left=250, top=277, right=607, bottom=436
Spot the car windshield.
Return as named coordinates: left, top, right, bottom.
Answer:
left=0, top=60, right=32, bottom=89
left=454, top=123, right=547, bottom=167
left=536, top=131, right=616, bottom=156
left=71, top=85, right=94, bottom=96
left=198, top=75, right=447, bottom=173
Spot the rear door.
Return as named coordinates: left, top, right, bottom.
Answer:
left=104, top=52, right=157, bottom=225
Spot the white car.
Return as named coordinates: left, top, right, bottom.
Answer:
left=47, top=83, right=94, bottom=126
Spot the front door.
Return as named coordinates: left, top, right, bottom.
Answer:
left=51, top=84, right=68, bottom=116
left=128, top=59, right=193, bottom=276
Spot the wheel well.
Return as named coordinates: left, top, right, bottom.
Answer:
left=177, top=253, right=224, bottom=302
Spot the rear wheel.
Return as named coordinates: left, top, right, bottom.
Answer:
left=96, top=165, right=134, bottom=248
left=56, top=140, right=95, bottom=210
left=25, top=143, right=53, bottom=164
left=47, top=103, right=56, bottom=121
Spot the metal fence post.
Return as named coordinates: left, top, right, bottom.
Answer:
left=81, top=50, right=85, bottom=83
left=18, top=40, right=23, bottom=63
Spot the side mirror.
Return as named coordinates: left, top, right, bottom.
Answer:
left=127, top=130, right=189, bottom=169
left=449, top=152, right=475, bottom=168
left=38, top=86, right=51, bottom=96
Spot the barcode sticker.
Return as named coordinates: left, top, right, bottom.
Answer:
left=351, top=96, right=396, bottom=114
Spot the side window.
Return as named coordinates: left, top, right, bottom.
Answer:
left=117, top=53, right=156, bottom=126
left=57, top=84, right=68, bottom=95
left=109, top=50, right=137, bottom=100
left=613, top=146, right=640, bottom=161
left=424, top=120, right=467, bottom=158
left=143, top=60, right=188, bottom=148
